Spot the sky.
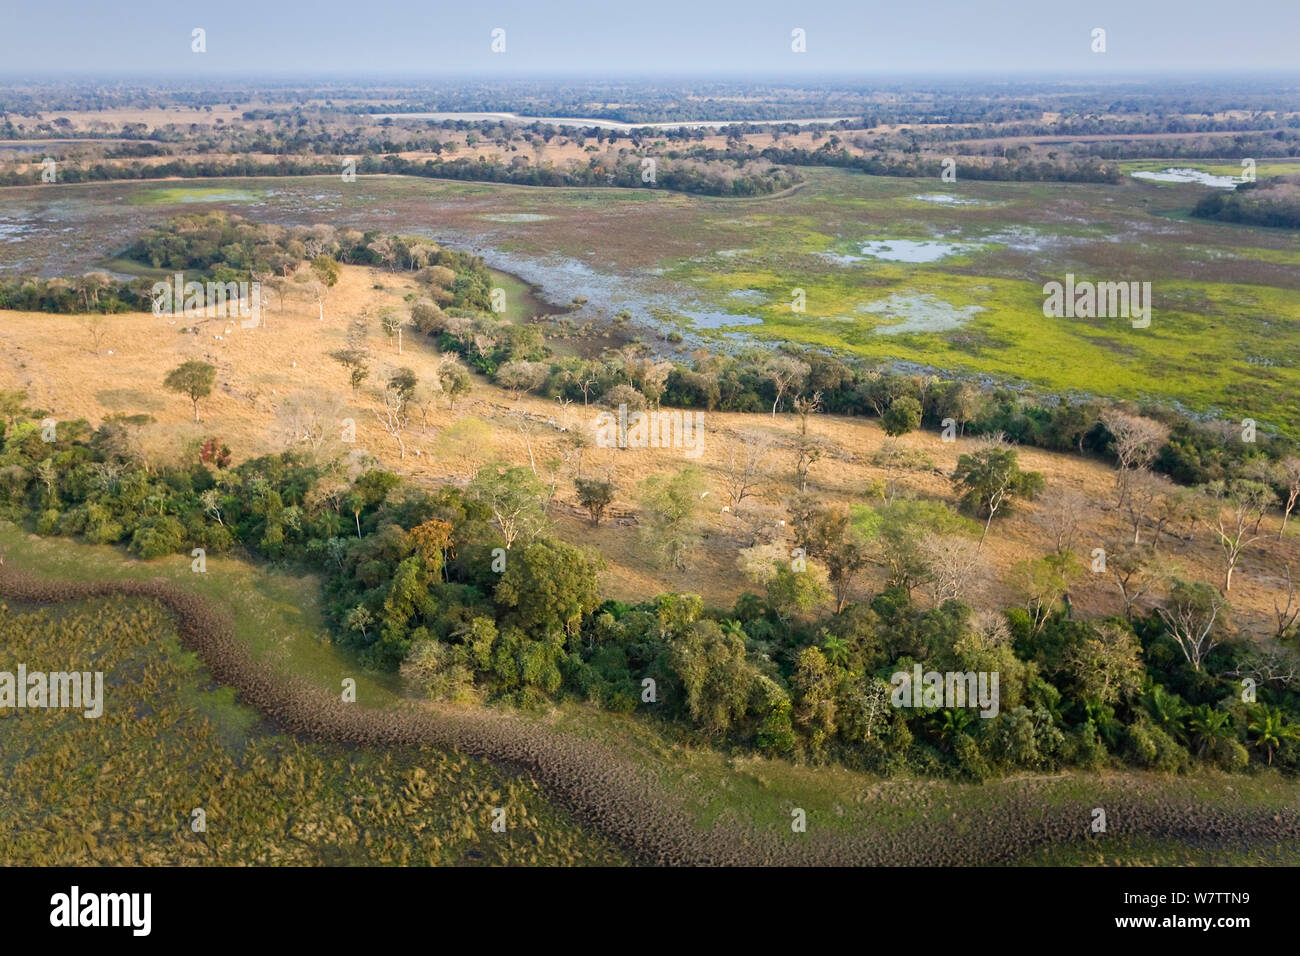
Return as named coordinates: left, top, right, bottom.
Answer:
left=1, top=0, right=1298, bottom=76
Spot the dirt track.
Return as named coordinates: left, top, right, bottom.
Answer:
left=3, top=566, right=1297, bottom=866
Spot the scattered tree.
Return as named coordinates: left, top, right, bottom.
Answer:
left=163, top=360, right=216, bottom=423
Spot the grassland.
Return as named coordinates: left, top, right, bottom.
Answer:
left=1, top=257, right=1297, bottom=633
left=1119, top=159, right=1300, bottom=180
left=4, top=162, right=1300, bottom=865
left=0, top=589, right=628, bottom=865
left=2, top=168, right=1298, bottom=434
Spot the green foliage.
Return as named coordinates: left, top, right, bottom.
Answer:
left=495, top=539, right=601, bottom=639
left=163, top=360, right=217, bottom=422
left=130, top=515, right=186, bottom=559
left=881, top=396, right=922, bottom=437
left=670, top=619, right=760, bottom=736
left=637, top=466, right=706, bottom=571
left=574, top=477, right=615, bottom=525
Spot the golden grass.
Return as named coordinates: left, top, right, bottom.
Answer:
left=1, top=262, right=1295, bottom=635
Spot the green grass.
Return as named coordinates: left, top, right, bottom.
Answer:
left=0, top=594, right=627, bottom=865
left=19, top=170, right=1300, bottom=435
left=127, top=186, right=264, bottom=205
left=0, top=521, right=399, bottom=706
left=1120, top=159, right=1300, bottom=179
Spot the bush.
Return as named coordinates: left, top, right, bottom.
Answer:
left=36, top=508, right=61, bottom=536
left=1124, top=718, right=1189, bottom=772
left=129, top=515, right=187, bottom=559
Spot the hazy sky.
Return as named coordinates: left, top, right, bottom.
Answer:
left=2, top=0, right=1298, bottom=76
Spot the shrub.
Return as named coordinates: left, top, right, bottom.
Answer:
left=129, top=515, right=186, bottom=559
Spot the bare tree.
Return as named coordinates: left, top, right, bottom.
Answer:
left=920, top=534, right=987, bottom=605
left=75, top=312, right=110, bottom=354
left=791, top=390, right=822, bottom=436
left=1280, top=457, right=1300, bottom=539
left=300, top=278, right=327, bottom=321
left=554, top=395, right=574, bottom=430
left=275, top=390, right=344, bottom=459
left=1156, top=581, right=1228, bottom=672
left=1032, top=487, right=1088, bottom=554
left=734, top=499, right=784, bottom=546
left=970, top=609, right=1013, bottom=649
left=793, top=434, right=833, bottom=493
left=1230, top=647, right=1300, bottom=690
left=380, top=309, right=408, bottom=354
left=1205, top=480, right=1272, bottom=591
left=1107, top=542, right=1177, bottom=619
left=721, top=431, right=773, bottom=509
left=765, top=356, right=809, bottom=418
left=372, top=372, right=413, bottom=459
left=1100, top=408, right=1169, bottom=505
left=1124, top=468, right=1174, bottom=545
left=1275, top=564, right=1300, bottom=641
left=515, top=412, right=540, bottom=477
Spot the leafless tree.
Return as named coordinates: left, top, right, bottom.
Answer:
left=1229, top=647, right=1300, bottom=690
left=792, top=390, right=822, bottom=436
left=1205, top=480, right=1272, bottom=591
left=75, top=312, right=110, bottom=354
left=1280, top=457, right=1300, bottom=539
left=300, top=277, right=327, bottom=321
left=765, top=356, right=809, bottom=418
left=793, top=434, right=833, bottom=493
left=1275, top=564, right=1300, bottom=641
left=515, top=412, right=540, bottom=477
left=372, top=376, right=411, bottom=459
left=1156, top=582, right=1228, bottom=672
left=920, top=533, right=987, bottom=606
left=1032, top=487, right=1088, bottom=554
left=1107, top=542, right=1177, bottom=619
left=1124, top=468, right=1174, bottom=545
left=275, top=390, right=344, bottom=459
left=380, top=310, right=407, bottom=354
left=734, top=499, right=784, bottom=546
left=970, top=609, right=1013, bottom=649
left=1100, top=408, right=1169, bottom=505
left=721, top=431, right=774, bottom=509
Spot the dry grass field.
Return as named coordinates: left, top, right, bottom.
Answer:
left=2, top=261, right=1295, bottom=637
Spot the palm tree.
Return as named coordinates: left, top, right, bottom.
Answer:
left=1142, top=683, right=1189, bottom=742
left=719, top=619, right=747, bottom=642
left=1187, top=704, right=1233, bottom=758
left=935, top=708, right=975, bottom=747
left=1247, top=708, right=1296, bottom=766
left=1083, top=700, right=1123, bottom=749
left=820, top=635, right=849, bottom=669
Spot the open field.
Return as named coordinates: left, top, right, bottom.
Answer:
left=1, top=251, right=1298, bottom=635
left=2, top=168, right=1299, bottom=435
left=0, top=587, right=629, bottom=865
left=3, top=129, right=1300, bottom=869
